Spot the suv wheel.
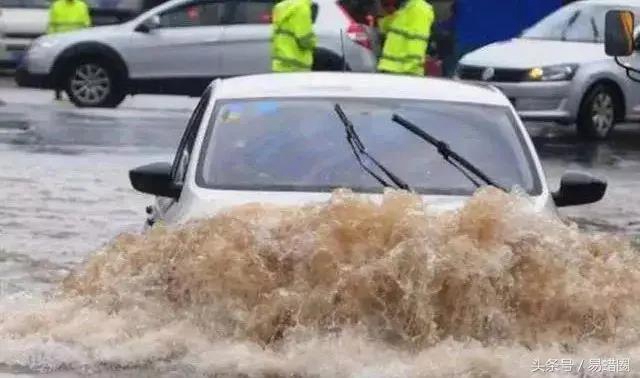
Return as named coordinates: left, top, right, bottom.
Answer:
left=577, top=84, right=620, bottom=140
left=65, top=59, right=126, bottom=108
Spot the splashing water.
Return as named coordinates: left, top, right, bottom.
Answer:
left=1, top=188, right=640, bottom=377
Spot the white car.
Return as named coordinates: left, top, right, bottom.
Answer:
left=127, top=73, right=607, bottom=226
left=0, top=0, right=48, bottom=69
left=16, top=0, right=379, bottom=108
left=455, top=0, right=640, bottom=140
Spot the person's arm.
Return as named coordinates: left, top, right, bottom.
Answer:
left=293, top=3, right=316, bottom=50
left=82, top=1, right=92, bottom=27
left=378, top=13, right=393, bottom=34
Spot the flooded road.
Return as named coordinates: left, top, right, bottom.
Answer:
left=531, top=123, right=640, bottom=235
left=1, top=82, right=640, bottom=376
left=0, top=86, right=194, bottom=296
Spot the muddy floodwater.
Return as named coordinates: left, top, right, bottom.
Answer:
left=1, top=88, right=640, bottom=377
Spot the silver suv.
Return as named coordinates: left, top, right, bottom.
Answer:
left=16, top=0, right=378, bottom=108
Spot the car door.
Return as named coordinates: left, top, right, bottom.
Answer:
left=219, top=0, right=275, bottom=75
left=150, top=87, right=212, bottom=225
left=125, top=0, right=227, bottom=85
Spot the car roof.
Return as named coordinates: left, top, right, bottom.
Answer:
left=214, top=73, right=510, bottom=107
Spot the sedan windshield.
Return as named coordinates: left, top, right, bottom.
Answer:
left=197, top=98, right=540, bottom=196
left=522, top=4, right=638, bottom=43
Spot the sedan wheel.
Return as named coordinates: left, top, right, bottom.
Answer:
left=69, top=63, right=112, bottom=106
left=590, top=92, right=615, bottom=136
left=577, top=84, right=620, bottom=140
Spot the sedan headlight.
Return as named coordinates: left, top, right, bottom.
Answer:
left=527, top=64, right=578, bottom=82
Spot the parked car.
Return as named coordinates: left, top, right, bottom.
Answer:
left=455, top=0, right=640, bottom=140
left=0, top=0, right=48, bottom=69
left=0, top=0, right=175, bottom=69
left=16, top=0, right=379, bottom=108
left=128, top=72, right=606, bottom=226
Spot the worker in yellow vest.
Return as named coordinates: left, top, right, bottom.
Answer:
left=271, top=0, right=316, bottom=72
left=378, top=0, right=434, bottom=76
left=47, top=0, right=92, bottom=99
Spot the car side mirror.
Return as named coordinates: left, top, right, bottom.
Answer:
left=605, top=10, right=635, bottom=57
left=552, top=171, right=606, bottom=207
left=129, top=162, right=181, bottom=199
left=135, top=14, right=161, bottom=33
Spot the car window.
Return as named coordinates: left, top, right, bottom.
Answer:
left=226, top=0, right=274, bottom=24
left=224, top=0, right=317, bottom=25
left=159, top=0, right=226, bottom=28
left=87, top=0, right=150, bottom=11
left=171, top=87, right=212, bottom=186
left=197, top=98, right=541, bottom=196
left=522, top=3, right=640, bottom=43
left=0, top=0, right=49, bottom=8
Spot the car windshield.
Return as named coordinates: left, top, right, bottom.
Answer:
left=0, top=0, right=49, bottom=8
left=521, top=3, right=636, bottom=43
left=197, top=98, right=540, bottom=196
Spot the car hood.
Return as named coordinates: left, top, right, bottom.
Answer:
left=460, top=38, right=608, bottom=68
left=170, top=189, right=554, bottom=225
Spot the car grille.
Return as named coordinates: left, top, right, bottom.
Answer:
left=457, top=65, right=530, bottom=83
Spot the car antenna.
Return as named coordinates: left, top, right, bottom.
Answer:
left=340, top=28, right=347, bottom=72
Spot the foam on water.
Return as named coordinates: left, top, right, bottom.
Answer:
left=1, top=188, right=639, bottom=377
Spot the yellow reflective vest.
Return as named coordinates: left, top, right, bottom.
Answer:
left=378, top=0, right=434, bottom=76
left=271, top=0, right=316, bottom=72
left=48, top=0, right=91, bottom=34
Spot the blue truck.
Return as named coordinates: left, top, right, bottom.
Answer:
left=431, top=0, right=565, bottom=75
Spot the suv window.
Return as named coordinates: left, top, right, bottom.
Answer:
left=225, top=0, right=318, bottom=25
left=226, top=0, right=274, bottom=24
left=159, top=0, right=226, bottom=27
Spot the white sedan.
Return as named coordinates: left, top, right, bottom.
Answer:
left=128, top=73, right=607, bottom=226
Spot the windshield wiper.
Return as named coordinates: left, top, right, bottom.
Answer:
left=391, top=114, right=506, bottom=191
left=334, top=104, right=411, bottom=191
left=590, top=17, right=599, bottom=42
left=561, top=10, right=581, bottom=41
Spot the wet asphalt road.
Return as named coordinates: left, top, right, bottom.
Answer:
left=0, top=75, right=639, bottom=295
left=0, top=76, right=196, bottom=295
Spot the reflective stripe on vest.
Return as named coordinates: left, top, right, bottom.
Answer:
left=380, top=54, right=424, bottom=63
left=273, top=28, right=314, bottom=48
left=273, top=55, right=310, bottom=69
left=50, top=22, right=87, bottom=26
left=387, top=27, right=429, bottom=42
